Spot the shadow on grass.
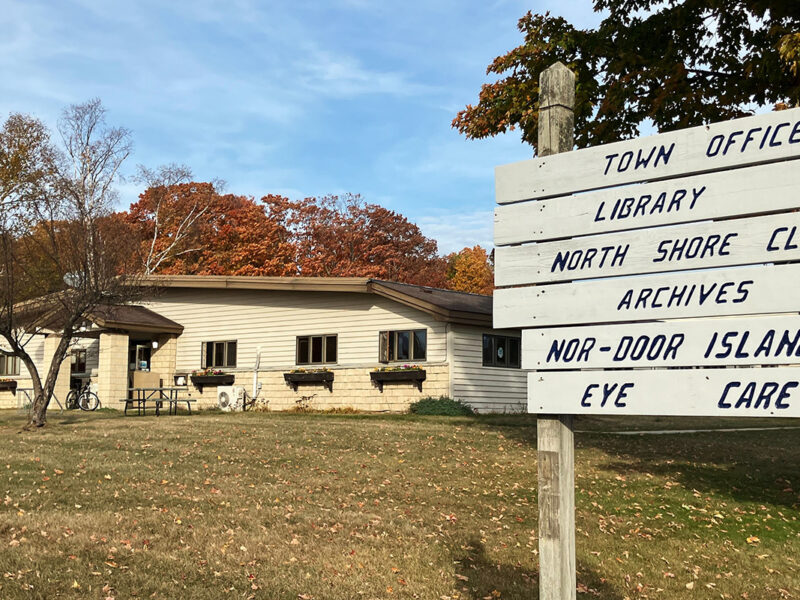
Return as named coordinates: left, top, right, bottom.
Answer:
left=0, top=408, right=128, bottom=431
left=584, top=430, right=800, bottom=509
left=492, top=416, right=800, bottom=510
left=452, top=538, right=622, bottom=599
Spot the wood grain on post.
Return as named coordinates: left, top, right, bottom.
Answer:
left=538, top=62, right=575, bottom=158
left=537, top=61, right=577, bottom=600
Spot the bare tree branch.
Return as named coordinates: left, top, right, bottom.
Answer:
left=1, top=100, right=140, bottom=428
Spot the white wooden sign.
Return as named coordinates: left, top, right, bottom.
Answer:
left=529, top=368, right=800, bottom=417
left=496, top=210, right=800, bottom=286
left=523, top=315, right=800, bottom=369
left=495, top=160, right=800, bottom=246
left=494, top=262, right=800, bottom=329
left=496, top=107, right=800, bottom=204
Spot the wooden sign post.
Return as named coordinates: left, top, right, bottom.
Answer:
left=493, top=62, right=800, bottom=598
left=534, top=62, right=576, bottom=600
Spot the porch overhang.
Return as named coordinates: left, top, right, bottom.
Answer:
left=87, top=305, right=184, bottom=335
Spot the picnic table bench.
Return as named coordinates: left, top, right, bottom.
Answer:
left=122, top=387, right=195, bottom=416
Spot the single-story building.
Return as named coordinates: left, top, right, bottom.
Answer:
left=0, top=276, right=527, bottom=413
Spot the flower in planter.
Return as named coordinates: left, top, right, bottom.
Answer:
left=0, top=378, right=15, bottom=383
left=192, top=368, right=227, bottom=376
left=372, top=364, right=423, bottom=372
left=290, top=367, right=331, bottom=374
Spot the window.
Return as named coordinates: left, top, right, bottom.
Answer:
left=483, top=334, right=521, bottom=368
left=0, top=352, right=20, bottom=376
left=202, top=340, right=237, bottom=369
left=71, top=349, right=87, bottom=374
left=296, top=334, right=337, bottom=365
left=379, top=329, right=427, bottom=363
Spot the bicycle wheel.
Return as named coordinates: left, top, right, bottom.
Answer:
left=79, top=391, right=100, bottom=411
left=65, top=389, right=78, bottom=410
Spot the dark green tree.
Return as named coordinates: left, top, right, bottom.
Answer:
left=453, top=1, right=800, bottom=154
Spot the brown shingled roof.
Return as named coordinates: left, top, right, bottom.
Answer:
left=369, top=280, right=492, bottom=326
left=88, top=304, right=184, bottom=334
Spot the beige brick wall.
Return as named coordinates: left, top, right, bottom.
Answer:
left=183, top=364, right=450, bottom=412
left=149, top=334, right=178, bottom=386
left=0, top=386, right=25, bottom=409
left=97, top=332, right=129, bottom=405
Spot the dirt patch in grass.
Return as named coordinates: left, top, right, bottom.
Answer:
left=0, top=410, right=798, bottom=599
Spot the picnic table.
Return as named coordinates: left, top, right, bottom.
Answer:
left=123, top=387, right=194, bottom=416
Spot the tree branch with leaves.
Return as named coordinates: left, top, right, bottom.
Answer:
left=453, top=2, right=800, bottom=153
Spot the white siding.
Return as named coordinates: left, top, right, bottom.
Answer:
left=71, top=338, right=100, bottom=375
left=2, top=335, right=98, bottom=382
left=0, top=335, right=47, bottom=408
left=450, top=324, right=527, bottom=413
left=8, top=334, right=46, bottom=380
left=145, top=289, right=447, bottom=372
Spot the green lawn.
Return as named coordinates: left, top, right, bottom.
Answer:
left=0, top=409, right=798, bottom=599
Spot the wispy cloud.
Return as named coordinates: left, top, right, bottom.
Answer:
left=0, top=0, right=598, bottom=254
left=418, top=209, right=494, bottom=255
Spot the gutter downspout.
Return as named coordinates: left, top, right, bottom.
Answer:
left=446, top=323, right=455, bottom=399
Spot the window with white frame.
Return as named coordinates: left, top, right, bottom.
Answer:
left=379, top=329, right=427, bottom=363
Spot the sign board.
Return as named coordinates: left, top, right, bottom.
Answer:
left=494, top=107, right=800, bottom=417
left=522, top=315, right=800, bottom=369
left=496, top=108, right=800, bottom=204
left=529, top=368, right=800, bottom=417
left=495, top=161, right=800, bottom=245
left=496, top=211, right=800, bottom=286
left=494, top=262, right=800, bottom=329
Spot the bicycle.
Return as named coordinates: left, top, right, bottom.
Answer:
left=65, top=381, right=100, bottom=411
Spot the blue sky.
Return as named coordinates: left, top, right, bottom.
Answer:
left=1, top=0, right=600, bottom=253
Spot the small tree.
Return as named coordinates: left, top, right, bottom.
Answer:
left=446, top=246, right=494, bottom=295
left=0, top=100, right=139, bottom=428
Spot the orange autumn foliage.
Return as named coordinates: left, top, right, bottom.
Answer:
left=446, top=245, right=494, bottom=295
left=263, top=193, right=448, bottom=287
left=126, top=183, right=295, bottom=276
left=125, top=185, right=449, bottom=288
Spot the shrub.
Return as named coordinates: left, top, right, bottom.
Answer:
left=408, top=396, right=474, bottom=416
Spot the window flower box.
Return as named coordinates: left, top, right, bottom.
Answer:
left=190, top=370, right=235, bottom=392
left=370, top=368, right=426, bottom=392
left=284, top=370, right=334, bottom=392
left=0, top=379, right=18, bottom=392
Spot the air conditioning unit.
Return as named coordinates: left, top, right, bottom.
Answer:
left=217, top=386, right=246, bottom=412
